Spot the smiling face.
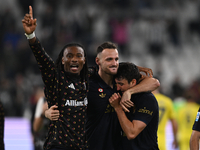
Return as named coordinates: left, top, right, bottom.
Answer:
left=96, top=48, right=119, bottom=75
left=62, top=46, right=85, bottom=74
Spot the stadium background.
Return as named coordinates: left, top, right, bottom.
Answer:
left=0, top=0, right=200, bottom=149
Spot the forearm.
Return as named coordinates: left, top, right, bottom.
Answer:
left=190, top=130, right=200, bottom=150
left=28, top=36, right=36, bottom=44
left=29, top=37, right=55, bottom=86
left=33, top=117, right=43, bottom=132
left=127, top=77, right=160, bottom=95
left=171, top=119, right=178, bottom=140
left=114, top=107, right=135, bottom=140
left=29, top=37, right=54, bottom=67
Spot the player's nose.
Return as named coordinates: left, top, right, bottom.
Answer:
left=116, top=85, right=121, bottom=91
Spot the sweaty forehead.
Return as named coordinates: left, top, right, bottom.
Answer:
left=64, top=46, right=84, bottom=55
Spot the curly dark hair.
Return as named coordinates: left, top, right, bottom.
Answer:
left=55, top=43, right=89, bottom=89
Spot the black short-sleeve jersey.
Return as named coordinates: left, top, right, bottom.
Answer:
left=192, top=107, right=200, bottom=131
left=122, top=92, right=159, bottom=150
left=86, top=72, right=122, bottom=150
left=29, top=39, right=88, bottom=150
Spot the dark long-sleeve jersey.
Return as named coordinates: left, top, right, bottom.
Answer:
left=29, top=38, right=88, bottom=150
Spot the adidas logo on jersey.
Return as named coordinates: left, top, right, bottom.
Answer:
left=68, top=83, right=75, bottom=90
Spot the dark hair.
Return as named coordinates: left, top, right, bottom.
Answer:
left=97, top=41, right=118, bottom=55
left=55, top=43, right=89, bottom=89
left=115, top=62, right=141, bottom=84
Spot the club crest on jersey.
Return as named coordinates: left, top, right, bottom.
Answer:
left=196, top=112, right=200, bottom=121
left=99, top=93, right=106, bottom=98
left=98, top=88, right=103, bottom=92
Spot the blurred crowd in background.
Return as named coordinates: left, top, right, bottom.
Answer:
left=0, top=0, right=200, bottom=125
left=2, top=0, right=200, bottom=149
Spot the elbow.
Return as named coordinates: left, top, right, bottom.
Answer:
left=126, top=133, right=136, bottom=140
left=33, top=121, right=41, bottom=133
left=33, top=125, right=39, bottom=133
left=154, top=78, right=160, bottom=89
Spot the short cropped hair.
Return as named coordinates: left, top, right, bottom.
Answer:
left=96, top=41, right=118, bottom=55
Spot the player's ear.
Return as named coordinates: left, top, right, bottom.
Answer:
left=83, top=57, right=85, bottom=65
left=62, top=57, right=64, bottom=65
left=95, top=57, right=100, bottom=65
left=130, top=79, right=137, bottom=86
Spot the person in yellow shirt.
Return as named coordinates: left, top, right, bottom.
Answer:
left=153, top=88, right=178, bottom=150
left=176, top=92, right=200, bottom=150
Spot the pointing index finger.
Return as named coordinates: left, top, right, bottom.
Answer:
left=29, top=5, right=33, bottom=19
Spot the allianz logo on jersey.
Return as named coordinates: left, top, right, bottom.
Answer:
left=65, top=97, right=88, bottom=106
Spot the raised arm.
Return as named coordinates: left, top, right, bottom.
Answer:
left=22, top=6, right=57, bottom=90
left=21, top=5, right=37, bottom=44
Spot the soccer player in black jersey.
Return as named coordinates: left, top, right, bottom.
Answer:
left=22, top=6, right=89, bottom=150
left=190, top=107, right=200, bottom=150
left=109, top=62, right=159, bottom=150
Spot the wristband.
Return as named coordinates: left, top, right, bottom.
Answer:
left=24, top=32, right=35, bottom=39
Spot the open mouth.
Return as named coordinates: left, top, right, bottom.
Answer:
left=70, top=65, right=79, bottom=71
